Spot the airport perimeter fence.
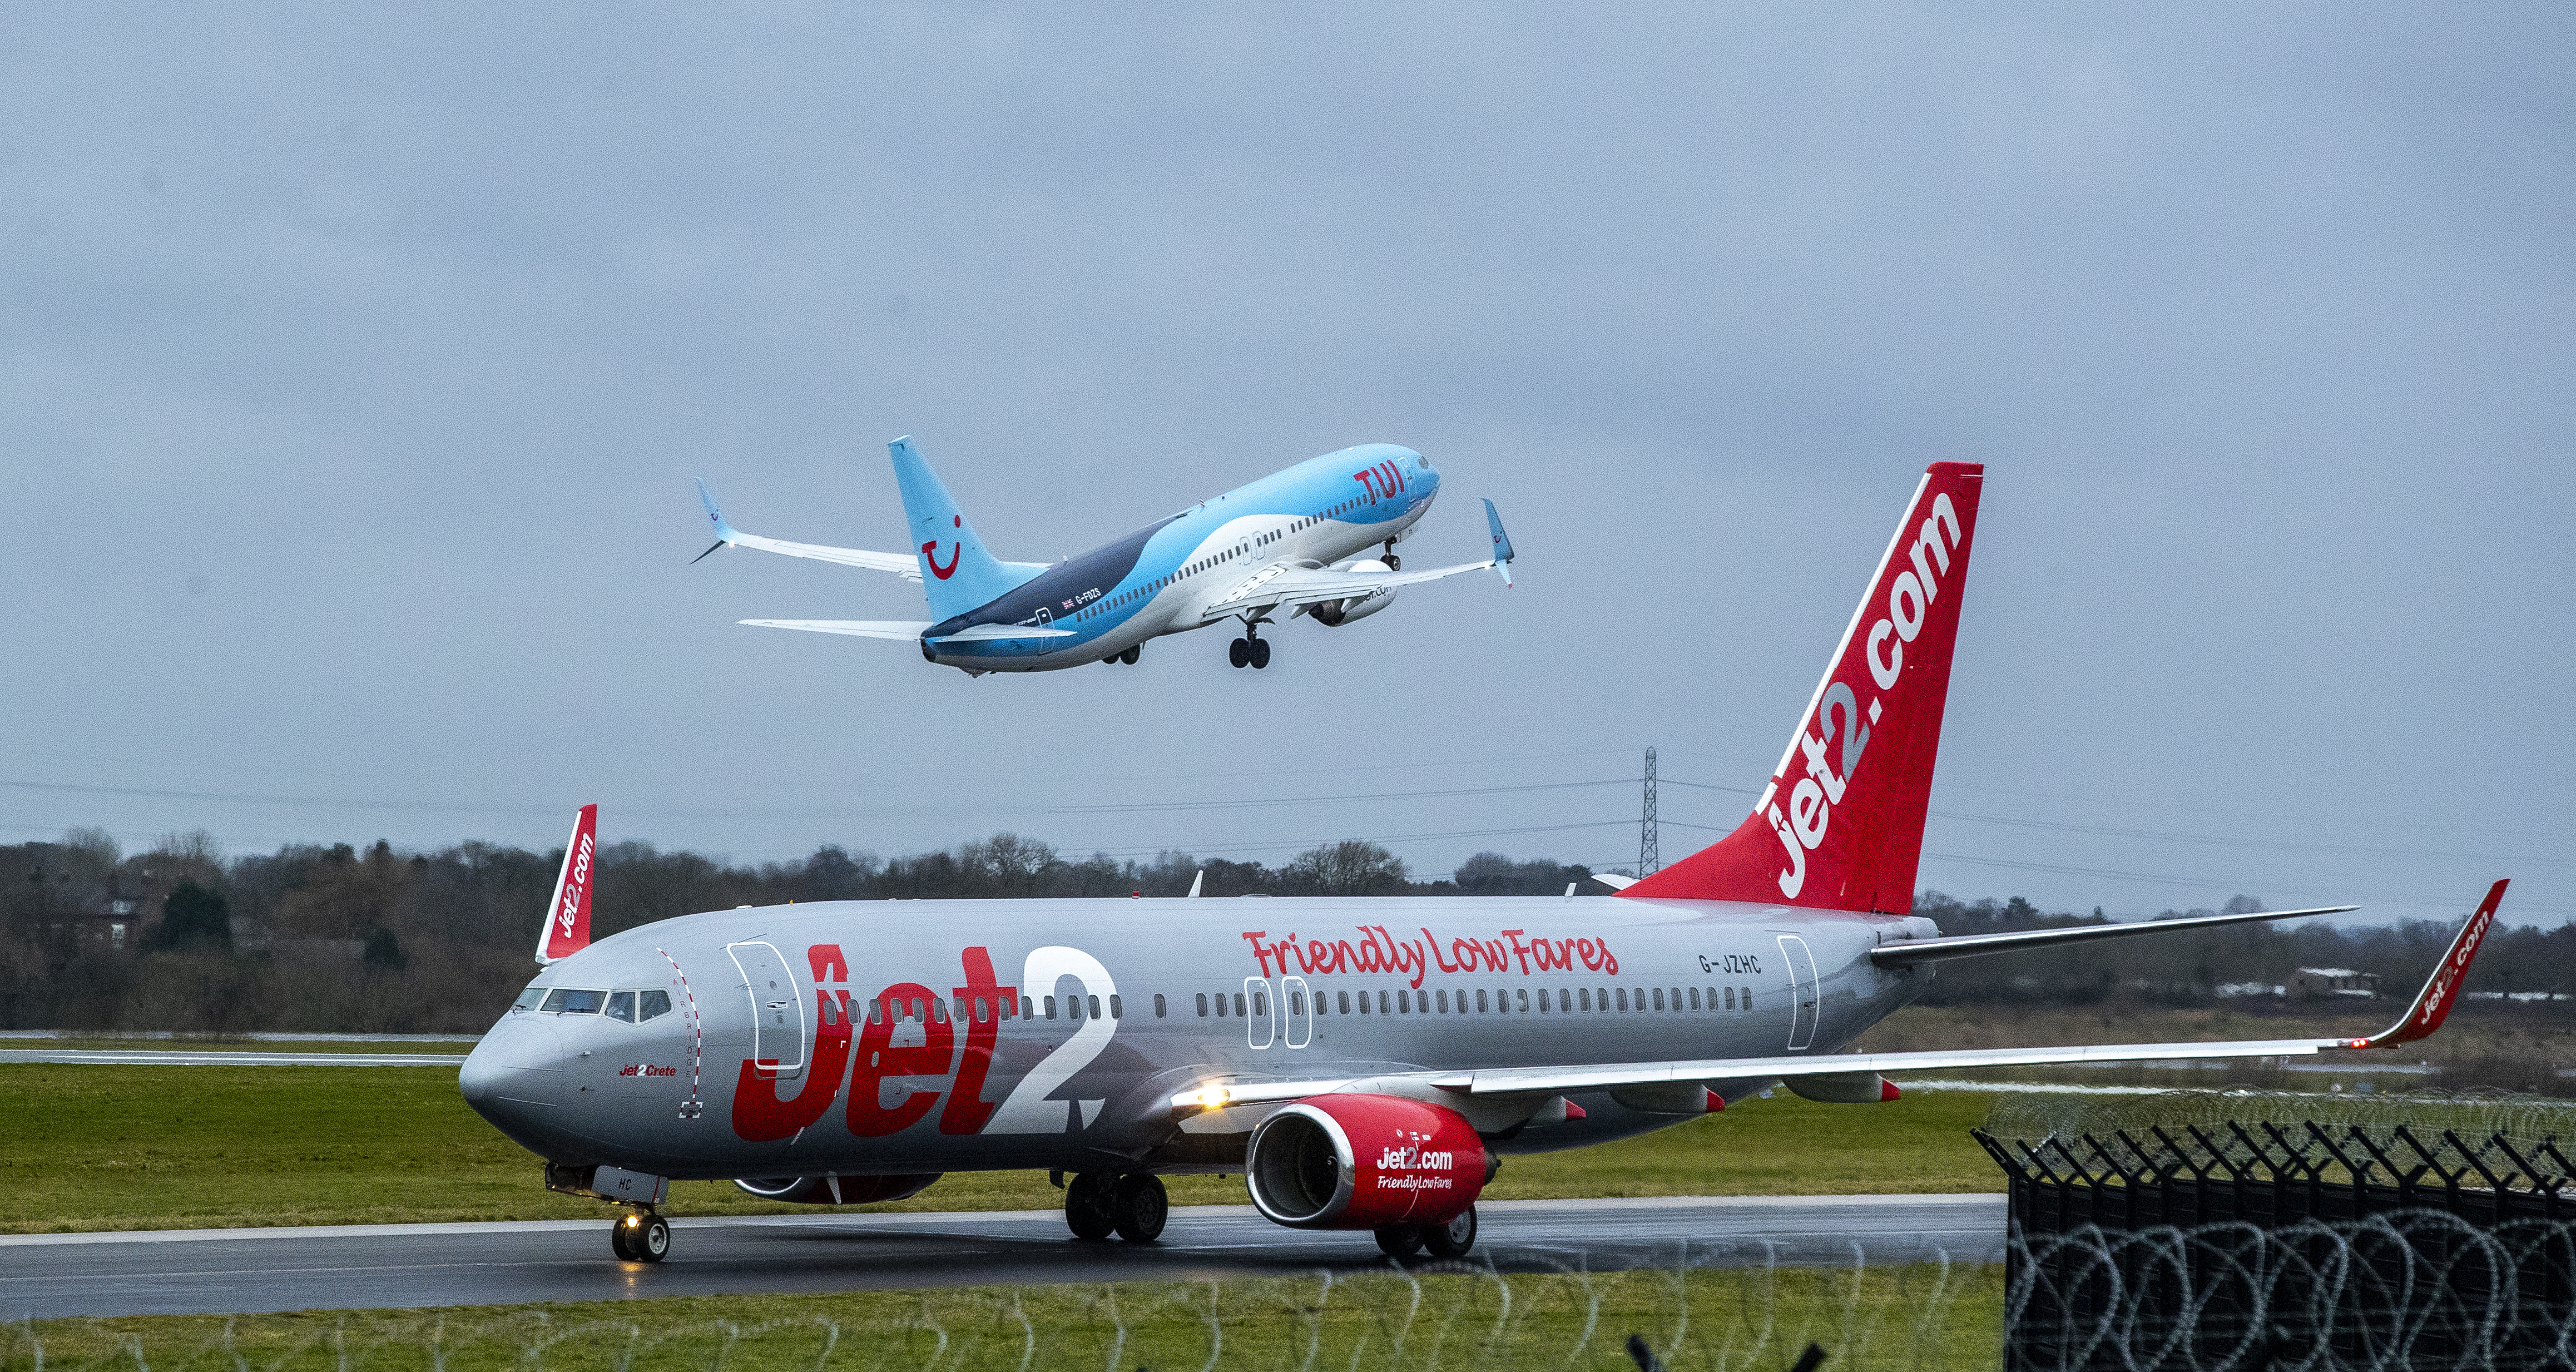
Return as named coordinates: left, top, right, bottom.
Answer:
left=3, top=1250, right=1999, bottom=1372
left=1979, top=1089, right=2576, bottom=1370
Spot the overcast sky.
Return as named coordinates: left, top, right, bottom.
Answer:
left=7, top=4, right=2570, bottom=928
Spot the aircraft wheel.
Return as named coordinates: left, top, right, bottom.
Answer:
left=610, top=1217, right=638, bottom=1261
left=1423, top=1205, right=1477, bottom=1259
left=1385, top=554, right=1400, bottom=571
left=1121, top=645, right=1140, bottom=665
left=1249, top=639, right=1271, bottom=670
left=1227, top=638, right=1249, bottom=668
left=1374, top=1224, right=1424, bottom=1259
left=1110, top=1173, right=1167, bottom=1243
left=1065, top=1171, right=1118, bottom=1240
left=638, top=1214, right=671, bottom=1262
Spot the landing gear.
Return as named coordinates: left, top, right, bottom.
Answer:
left=1374, top=1223, right=1424, bottom=1258
left=610, top=1209, right=670, bottom=1262
left=1121, top=644, right=1140, bottom=665
left=1383, top=539, right=1401, bottom=571
left=1065, top=1171, right=1118, bottom=1240
left=1109, top=1173, right=1168, bottom=1243
left=1424, top=1205, right=1477, bottom=1259
left=1230, top=626, right=1271, bottom=670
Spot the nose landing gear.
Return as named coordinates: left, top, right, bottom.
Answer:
left=1383, top=538, right=1401, bottom=572
left=610, top=1208, right=670, bottom=1262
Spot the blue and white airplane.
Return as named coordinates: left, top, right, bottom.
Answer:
left=693, top=438, right=1516, bottom=675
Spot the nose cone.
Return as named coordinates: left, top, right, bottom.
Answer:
left=459, top=1014, right=564, bottom=1121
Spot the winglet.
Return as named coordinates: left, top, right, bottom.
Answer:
left=1187, top=869, right=1204, bottom=898
left=692, top=478, right=737, bottom=564
left=2346, top=879, right=2510, bottom=1048
left=536, top=805, right=599, bottom=965
left=1483, top=499, right=1515, bottom=587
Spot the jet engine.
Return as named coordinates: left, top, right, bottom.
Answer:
left=1309, top=559, right=1396, bottom=627
left=732, top=1174, right=942, bottom=1205
left=1243, top=1094, right=1493, bottom=1229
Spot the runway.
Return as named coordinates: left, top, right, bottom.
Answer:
left=0, top=1195, right=2005, bottom=1319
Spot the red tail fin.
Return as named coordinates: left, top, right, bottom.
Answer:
left=537, top=804, right=598, bottom=964
left=1623, top=463, right=1984, bottom=912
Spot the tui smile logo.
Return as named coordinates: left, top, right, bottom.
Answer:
left=922, top=516, right=963, bottom=579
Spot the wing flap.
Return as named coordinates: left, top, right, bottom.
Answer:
left=1203, top=559, right=1505, bottom=615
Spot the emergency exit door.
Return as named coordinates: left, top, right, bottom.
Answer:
left=727, top=940, right=806, bottom=1078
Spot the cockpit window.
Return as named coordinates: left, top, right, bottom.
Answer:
left=541, top=988, right=607, bottom=1014
left=605, top=990, right=638, bottom=1023
left=639, top=989, right=673, bottom=1022
left=511, top=987, right=544, bottom=1013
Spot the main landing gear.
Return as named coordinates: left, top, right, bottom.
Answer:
left=1103, top=643, right=1141, bottom=666
left=1064, top=1171, right=1168, bottom=1243
left=1228, top=626, right=1271, bottom=670
left=1374, top=1205, right=1477, bottom=1260
left=610, top=1207, right=671, bottom=1262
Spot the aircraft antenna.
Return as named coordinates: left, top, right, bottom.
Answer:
left=1639, top=747, right=1660, bottom=875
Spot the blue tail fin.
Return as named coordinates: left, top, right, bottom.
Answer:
left=889, top=437, right=1034, bottom=620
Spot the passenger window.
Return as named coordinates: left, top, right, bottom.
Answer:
left=1475, top=989, right=1488, bottom=1013
left=1578, top=988, right=1591, bottom=1012
left=606, top=990, right=637, bottom=1023
left=1290, top=990, right=1304, bottom=1015
left=1233, top=992, right=1247, bottom=1017
left=1154, top=994, right=1166, bottom=1018
left=638, top=989, right=672, bottom=1022
left=1741, top=986, right=1752, bottom=1008
left=1020, top=997, right=1033, bottom=1019
left=1102, top=995, right=1116, bottom=1019
left=1517, top=988, right=1529, bottom=1012
left=1690, top=987, right=1702, bottom=1010
left=1617, top=988, right=1629, bottom=1012
left=542, top=988, right=606, bottom=1014
left=1197, top=993, right=1210, bottom=1017
left=1250, top=990, right=1266, bottom=1017
left=1723, top=987, right=1735, bottom=1010
left=1337, top=990, right=1351, bottom=1014
left=1436, top=990, right=1449, bottom=1013
left=1044, top=995, right=1058, bottom=1019
left=1652, top=988, right=1665, bottom=1012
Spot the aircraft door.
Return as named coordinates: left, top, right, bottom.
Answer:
left=1775, top=934, right=1820, bottom=1051
left=727, top=940, right=807, bottom=1078
left=1244, top=977, right=1276, bottom=1049
left=1281, top=975, right=1312, bottom=1048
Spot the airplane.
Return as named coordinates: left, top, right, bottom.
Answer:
left=468, top=460, right=2509, bottom=1265
left=691, top=437, right=1518, bottom=675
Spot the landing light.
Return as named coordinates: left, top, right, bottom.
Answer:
left=1193, top=1085, right=1231, bottom=1111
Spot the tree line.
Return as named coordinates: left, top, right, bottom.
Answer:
left=0, top=826, right=2563, bottom=1033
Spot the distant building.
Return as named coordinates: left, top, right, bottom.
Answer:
left=2289, top=967, right=2380, bottom=999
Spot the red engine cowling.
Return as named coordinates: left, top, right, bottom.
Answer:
left=732, top=1174, right=940, bottom=1205
left=1244, top=1094, right=1491, bottom=1229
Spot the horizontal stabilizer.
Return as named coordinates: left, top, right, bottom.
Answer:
left=740, top=619, right=932, bottom=640
left=1867, top=903, right=2354, bottom=965
left=929, top=623, right=1077, bottom=643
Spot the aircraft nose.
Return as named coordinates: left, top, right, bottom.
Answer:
left=459, top=1016, right=563, bottom=1113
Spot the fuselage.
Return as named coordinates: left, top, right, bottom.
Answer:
left=459, top=896, right=1938, bottom=1181
left=923, top=444, right=1439, bottom=672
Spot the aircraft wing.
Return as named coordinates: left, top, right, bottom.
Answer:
left=1203, top=498, right=1518, bottom=616
left=694, top=479, right=923, bottom=580
left=1167, top=879, right=2507, bottom=1117
left=740, top=619, right=933, bottom=640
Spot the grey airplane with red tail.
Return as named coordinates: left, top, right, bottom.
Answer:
left=462, top=462, right=2510, bottom=1264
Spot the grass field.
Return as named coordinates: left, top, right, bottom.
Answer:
left=2, top=1264, right=2006, bottom=1371
left=0, top=1064, right=2003, bottom=1233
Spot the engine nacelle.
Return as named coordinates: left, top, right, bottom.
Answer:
left=1310, top=561, right=1396, bottom=627
left=1244, top=1094, right=1492, bottom=1229
left=732, top=1173, right=941, bottom=1205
